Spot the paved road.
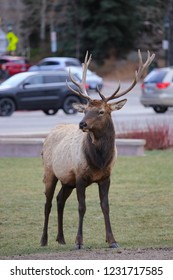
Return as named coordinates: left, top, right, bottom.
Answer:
left=0, top=81, right=173, bottom=135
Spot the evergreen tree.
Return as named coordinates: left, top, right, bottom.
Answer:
left=56, top=0, right=140, bottom=62
left=21, top=0, right=167, bottom=62
left=21, top=0, right=42, bottom=47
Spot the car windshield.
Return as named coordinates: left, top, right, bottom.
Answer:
left=144, top=69, right=168, bottom=83
left=1, top=73, right=30, bottom=87
left=65, top=61, right=81, bottom=66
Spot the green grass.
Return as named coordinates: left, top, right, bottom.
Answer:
left=0, top=150, right=173, bottom=257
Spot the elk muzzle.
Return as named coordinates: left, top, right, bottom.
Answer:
left=79, top=121, right=88, bottom=131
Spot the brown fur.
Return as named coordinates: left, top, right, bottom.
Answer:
left=40, top=50, right=155, bottom=248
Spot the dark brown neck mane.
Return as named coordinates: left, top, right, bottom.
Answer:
left=83, top=118, right=115, bottom=170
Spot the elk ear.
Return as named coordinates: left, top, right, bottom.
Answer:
left=109, top=99, right=127, bottom=111
left=72, top=103, right=87, bottom=112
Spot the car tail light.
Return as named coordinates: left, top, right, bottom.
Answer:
left=85, top=83, right=89, bottom=89
left=156, top=82, right=170, bottom=89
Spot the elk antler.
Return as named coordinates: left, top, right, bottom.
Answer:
left=67, top=49, right=155, bottom=103
left=67, top=51, right=92, bottom=101
left=97, top=49, right=155, bottom=102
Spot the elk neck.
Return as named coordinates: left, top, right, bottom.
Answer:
left=83, top=117, right=115, bottom=170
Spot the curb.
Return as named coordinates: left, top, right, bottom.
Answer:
left=0, top=133, right=146, bottom=157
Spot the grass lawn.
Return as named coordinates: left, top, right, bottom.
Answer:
left=0, top=150, right=173, bottom=257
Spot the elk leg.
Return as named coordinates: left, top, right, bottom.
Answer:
left=98, top=177, right=119, bottom=248
left=56, top=184, right=74, bottom=244
left=75, top=181, right=86, bottom=249
left=40, top=173, right=57, bottom=246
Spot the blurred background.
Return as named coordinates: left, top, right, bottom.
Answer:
left=0, top=0, right=172, bottom=78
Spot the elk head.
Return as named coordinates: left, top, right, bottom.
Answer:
left=67, top=50, right=155, bottom=134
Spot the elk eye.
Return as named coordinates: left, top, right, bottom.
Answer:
left=99, top=110, right=104, bottom=115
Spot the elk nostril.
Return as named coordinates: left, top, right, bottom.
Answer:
left=79, top=121, right=87, bottom=129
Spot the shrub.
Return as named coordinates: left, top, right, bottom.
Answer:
left=116, top=121, right=173, bottom=150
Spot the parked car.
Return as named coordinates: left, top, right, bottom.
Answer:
left=0, top=71, right=87, bottom=116
left=0, top=55, right=31, bottom=78
left=140, top=67, right=173, bottom=113
left=28, top=57, right=81, bottom=72
left=66, top=66, right=103, bottom=91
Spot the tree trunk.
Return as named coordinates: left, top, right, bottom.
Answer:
left=40, top=0, right=47, bottom=41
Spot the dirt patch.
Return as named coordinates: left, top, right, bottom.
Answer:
left=1, top=248, right=173, bottom=260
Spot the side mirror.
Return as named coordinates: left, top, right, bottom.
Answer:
left=23, top=82, right=30, bottom=88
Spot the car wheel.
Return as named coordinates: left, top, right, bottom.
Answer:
left=43, top=109, right=58, bottom=115
left=0, top=70, right=9, bottom=80
left=3, top=70, right=10, bottom=79
left=63, top=96, right=79, bottom=114
left=153, top=106, right=168, bottom=113
left=0, top=98, right=15, bottom=116
left=0, top=70, right=4, bottom=79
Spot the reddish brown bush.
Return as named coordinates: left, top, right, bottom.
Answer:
left=117, top=122, right=173, bottom=150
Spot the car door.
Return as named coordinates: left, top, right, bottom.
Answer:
left=42, top=74, right=65, bottom=109
left=16, top=74, right=45, bottom=110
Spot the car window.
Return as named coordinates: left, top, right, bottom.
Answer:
left=10, top=59, right=25, bottom=64
left=26, top=75, right=43, bottom=85
left=44, top=74, right=72, bottom=83
left=46, top=61, right=60, bottom=66
left=65, top=61, right=81, bottom=66
left=39, top=61, right=60, bottom=66
left=58, top=75, right=71, bottom=82
left=38, top=61, right=50, bottom=66
left=44, top=75, right=60, bottom=83
left=38, top=61, right=46, bottom=66
left=144, top=69, right=168, bottom=83
left=0, top=59, right=8, bottom=64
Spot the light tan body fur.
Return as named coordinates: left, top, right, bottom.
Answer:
left=43, top=123, right=117, bottom=187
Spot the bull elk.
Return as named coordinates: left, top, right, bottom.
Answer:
left=41, top=50, right=155, bottom=249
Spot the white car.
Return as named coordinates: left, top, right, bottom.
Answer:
left=28, top=57, right=81, bottom=72
left=140, top=67, right=173, bottom=113
left=66, top=66, right=103, bottom=91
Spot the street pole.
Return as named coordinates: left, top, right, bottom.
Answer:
left=168, top=0, right=173, bottom=65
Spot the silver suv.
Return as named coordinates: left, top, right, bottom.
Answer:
left=140, top=67, right=173, bottom=113
left=28, top=57, right=81, bottom=72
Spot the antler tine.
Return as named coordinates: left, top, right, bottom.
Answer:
left=81, top=51, right=92, bottom=97
left=66, top=51, right=92, bottom=101
left=96, top=86, right=106, bottom=101
left=101, top=81, right=121, bottom=102
left=103, top=49, right=155, bottom=102
left=66, top=69, right=89, bottom=99
left=135, top=50, right=154, bottom=82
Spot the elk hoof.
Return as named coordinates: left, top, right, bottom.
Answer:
left=56, top=236, right=66, bottom=245
left=109, top=242, right=119, bottom=248
left=75, top=244, right=84, bottom=250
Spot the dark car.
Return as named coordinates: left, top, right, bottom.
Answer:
left=0, top=71, right=87, bottom=116
left=0, top=55, right=31, bottom=79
